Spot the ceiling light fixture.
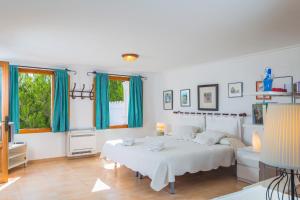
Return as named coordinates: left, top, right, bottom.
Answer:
left=122, top=53, right=139, bottom=62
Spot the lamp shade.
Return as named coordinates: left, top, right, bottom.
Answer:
left=260, top=104, right=300, bottom=170
left=156, top=123, right=166, bottom=132
left=252, top=131, right=261, bottom=152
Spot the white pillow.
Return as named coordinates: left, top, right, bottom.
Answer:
left=172, top=125, right=201, bottom=140
left=193, top=130, right=227, bottom=145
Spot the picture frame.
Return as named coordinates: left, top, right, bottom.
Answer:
left=180, top=89, right=191, bottom=107
left=197, top=84, right=219, bottom=111
left=163, top=90, right=173, bottom=110
left=228, top=82, right=243, bottom=98
left=252, top=103, right=267, bottom=125
left=256, top=81, right=271, bottom=100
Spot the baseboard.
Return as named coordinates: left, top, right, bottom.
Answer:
left=28, top=153, right=101, bottom=164
left=66, top=153, right=100, bottom=160
left=28, top=156, right=67, bottom=164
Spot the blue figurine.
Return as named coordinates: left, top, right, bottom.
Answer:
left=263, top=67, right=273, bottom=91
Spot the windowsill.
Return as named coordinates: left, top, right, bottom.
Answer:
left=16, top=131, right=65, bottom=135
left=19, top=128, right=52, bottom=134
left=17, top=126, right=143, bottom=134
left=109, top=125, right=128, bottom=129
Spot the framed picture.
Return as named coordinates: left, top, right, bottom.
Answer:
left=180, top=89, right=191, bottom=107
left=197, top=84, right=219, bottom=111
left=252, top=104, right=267, bottom=125
left=228, top=82, right=243, bottom=98
left=256, top=81, right=271, bottom=100
left=163, top=90, right=173, bottom=110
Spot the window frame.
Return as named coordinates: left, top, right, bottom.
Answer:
left=94, top=75, right=129, bottom=129
left=18, top=68, right=54, bottom=134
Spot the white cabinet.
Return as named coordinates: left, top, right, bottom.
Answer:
left=237, top=147, right=260, bottom=183
left=9, top=142, right=27, bottom=170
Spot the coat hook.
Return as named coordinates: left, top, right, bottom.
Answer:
left=71, top=83, right=76, bottom=99
left=89, top=84, right=94, bottom=100
left=81, top=84, right=86, bottom=99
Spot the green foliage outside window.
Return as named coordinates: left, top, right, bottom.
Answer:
left=19, top=73, right=51, bottom=129
left=109, top=80, right=124, bottom=102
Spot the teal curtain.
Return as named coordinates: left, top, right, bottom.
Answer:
left=52, top=69, right=69, bottom=132
left=95, top=73, right=110, bottom=129
left=9, top=65, right=20, bottom=133
left=128, top=76, right=143, bottom=128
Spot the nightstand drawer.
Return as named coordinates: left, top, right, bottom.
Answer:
left=237, top=154, right=259, bottom=168
left=237, top=164, right=259, bottom=183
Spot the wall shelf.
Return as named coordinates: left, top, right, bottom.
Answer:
left=245, top=76, right=296, bottom=103
left=244, top=91, right=293, bottom=97
left=254, top=91, right=293, bottom=97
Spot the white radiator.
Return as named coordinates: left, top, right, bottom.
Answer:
left=67, top=129, right=97, bottom=157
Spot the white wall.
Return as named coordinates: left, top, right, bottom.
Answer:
left=14, top=45, right=300, bottom=160
left=15, top=67, right=157, bottom=160
left=154, top=46, right=300, bottom=144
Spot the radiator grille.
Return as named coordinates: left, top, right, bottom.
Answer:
left=72, top=150, right=92, bottom=155
left=71, top=134, right=95, bottom=138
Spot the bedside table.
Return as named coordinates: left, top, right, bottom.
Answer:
left=237, top=146, right=260, bottom=183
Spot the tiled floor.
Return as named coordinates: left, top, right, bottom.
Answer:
left=0, top=157, right=248, bottom=200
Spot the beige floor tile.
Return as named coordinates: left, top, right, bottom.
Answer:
left=0, top=157, right=248, bottom=200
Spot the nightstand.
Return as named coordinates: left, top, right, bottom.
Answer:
left=237, top=146, right=260, bottom=183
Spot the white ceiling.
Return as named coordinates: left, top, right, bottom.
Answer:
left=0, top=0, right=300, bottom=72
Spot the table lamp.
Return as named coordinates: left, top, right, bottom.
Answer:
left=156, top=123, right=166, bottom=136
left=261, top=104, right=300, bottom=200
left=252, top=131, right=261, bottom=152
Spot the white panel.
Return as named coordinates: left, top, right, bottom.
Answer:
left=237, top=164, right=259, bottom=183
left=70, top=135, right=95, bottom=152
left=237, top=153, right=259, bottom=168
left=206, top=116, right=241, bottom=138
left=67, top=131, right=96, bottom=157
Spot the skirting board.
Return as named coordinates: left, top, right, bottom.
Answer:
left=28, top=153, right=100, bottom=164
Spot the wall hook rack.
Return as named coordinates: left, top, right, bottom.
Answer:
left=69, top=83, right=95, bottom=100
left=172, top=111, right=247, bottom=117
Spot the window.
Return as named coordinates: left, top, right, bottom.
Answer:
left=109, top=76, right=129, bottom=128
left=18, top=69, right=54, bottom=133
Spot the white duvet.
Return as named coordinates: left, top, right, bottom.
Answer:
left=101, top=136, right=235, bottom=191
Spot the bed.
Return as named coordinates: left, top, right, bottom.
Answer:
left=101, top=116, right=244, bottom=193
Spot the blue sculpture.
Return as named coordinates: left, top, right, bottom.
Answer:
left=263, top=67, right=273, bottom=91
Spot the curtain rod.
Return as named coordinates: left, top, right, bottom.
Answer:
left=19, top=66, right=77, bottom=75
left=86, top=71, right=147, bottom=79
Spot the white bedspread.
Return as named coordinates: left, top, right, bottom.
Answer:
left=101, top=136, right=234, bottom=191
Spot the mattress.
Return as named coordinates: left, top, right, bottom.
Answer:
left=101, top=135, right=235, bottom=191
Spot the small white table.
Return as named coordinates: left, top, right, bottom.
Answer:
left=9, top=142, right=27, bottom=170
left=237, top=146, right=260, bottom=183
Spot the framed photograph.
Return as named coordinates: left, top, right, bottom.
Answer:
left=256, top=81, right=271, bottom=100
left=163, top=90, right=173, bottom=110
left=197, top=84, right=219, bottom=111
left=252, top=104, right=267, bottom=125
left=180, top=89, right=191, bottom=107
left=228, top=82, right=243, bottom=98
